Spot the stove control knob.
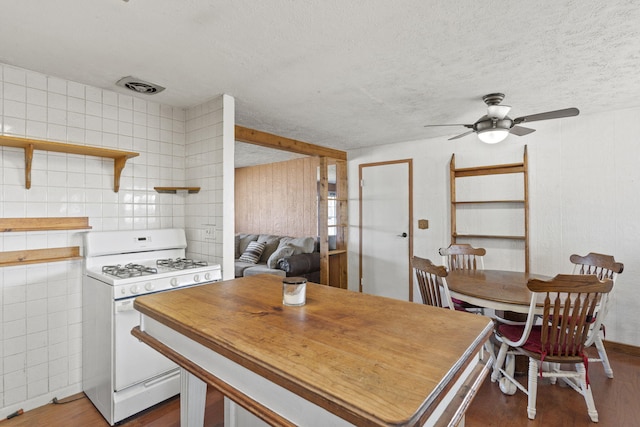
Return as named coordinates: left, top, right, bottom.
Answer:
left=145, top=282, right=154, bottom=291
left=194, top=274, right=201, bottom=282
left=130, top=285, right=140, bottom=294
left=121, top=288, right=126, bottom=295
left=205, top=273, right=212, bottom=281
left=170, top=278, right=179, bottom=287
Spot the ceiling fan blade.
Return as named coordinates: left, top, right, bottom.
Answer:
left=509, top=126, right=536, bottom=136
left=424, top=124, right=474, bottom=128
left=513, top=107, right=579, bottom=124
left=487, top=105, right=511, bottom=120
left=448, top=130, right=475, bottom=140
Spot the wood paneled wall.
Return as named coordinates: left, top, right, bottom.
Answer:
left=235, top=157, right=319, bottom=237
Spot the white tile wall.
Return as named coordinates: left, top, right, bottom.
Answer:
left=184, top=97, right=227, bottom=267
left=1, top=63, right=229, bottom=415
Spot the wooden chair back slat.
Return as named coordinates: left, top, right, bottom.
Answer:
left=439, top=243, right=486, bottom=271
left=570, top=252, right=623, bottom=280
left=411, top=256, right=451, bottom=309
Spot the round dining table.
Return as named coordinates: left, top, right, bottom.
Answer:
left=446, top=269, right=553, bottom=395
left=446, top=269, right=552, bottom=314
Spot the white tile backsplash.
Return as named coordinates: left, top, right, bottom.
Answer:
left=1, top=63, right=229, bottom=415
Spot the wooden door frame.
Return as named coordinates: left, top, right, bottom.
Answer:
left=359, top=159, right=414, bottom=301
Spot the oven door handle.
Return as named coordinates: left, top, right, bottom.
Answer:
left=115, top=299, right=137, bottom=313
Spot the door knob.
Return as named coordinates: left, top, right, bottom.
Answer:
left=398, top=232, right=408, bottom=238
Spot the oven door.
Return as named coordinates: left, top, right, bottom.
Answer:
left=114, top=297, right=178, bottom=391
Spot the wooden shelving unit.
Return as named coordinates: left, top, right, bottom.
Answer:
left=450, top=147, right=529, bottom=271
left=0, top=216, right=91, bottom=267
left=154, top=187, right=201, bottom=194
left=0, top=135, right=139, bottom=192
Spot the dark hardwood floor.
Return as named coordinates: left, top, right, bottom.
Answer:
left=0, top=387, right=224, bottom=427
left=466, top=347, right=640, bottom=426
left=1, top=348, right=638, bottom=426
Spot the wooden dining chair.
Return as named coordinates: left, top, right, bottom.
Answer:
left=492, top=274, right=613, bottom=422
left=439, top=243, right=486, bottom=271
left=411, top=256, right=459, bottom=310
left=438, top=243, right=487, bottom=313
left=570, top=252, right=624, bottom=378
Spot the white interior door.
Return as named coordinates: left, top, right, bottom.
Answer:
left=360, top=161, right=411, bottom=301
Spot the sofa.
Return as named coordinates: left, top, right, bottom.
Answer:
left=235, top=233, right=321, bottom=283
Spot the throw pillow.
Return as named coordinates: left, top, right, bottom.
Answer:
left=238, top=241, right=266, bottom=264
left=267, top=244, right=296, bottom=269
left=279, top=236, right=315, bottom=255
left=257, top=234, right=281, bottom=263
left=237, top=234, right=259, bottom=257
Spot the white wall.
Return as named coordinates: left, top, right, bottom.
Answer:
left=348, top=108, right=640, bottom=347
left=0, top=63, right=231, bottom=417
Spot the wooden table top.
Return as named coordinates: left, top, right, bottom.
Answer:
left=134, top=274, right=493, bottom=426
left=446, top=269, right=551, bottom=312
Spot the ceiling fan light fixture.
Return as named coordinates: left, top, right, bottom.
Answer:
left=477, top=128, right=509, bottom=144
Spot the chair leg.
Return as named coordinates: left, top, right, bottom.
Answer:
left=527, top=358, right=538, bottom=420
left=594, top=334, right=614, bottom=378
left=491, top=342, right=509, bottom=382
left=547, top=362, right=560, bottom=384
left=576, top=363, right=599, bottom=422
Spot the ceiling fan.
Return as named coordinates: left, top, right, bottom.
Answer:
left=425, top=93, right=579, bottom=144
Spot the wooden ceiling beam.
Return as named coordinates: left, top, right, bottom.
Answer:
left=235, top=125, right=347, bottom=160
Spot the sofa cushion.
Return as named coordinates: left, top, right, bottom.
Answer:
left=238, top=241, right=266, bottom=264
left=237, top=234, right=259, bottom=258
left=257, top=234, right=281, bottom=263
left=279, top=236, right=315, bottom=255
left=266, top=244, right=296, bottom=269
left=235, top=260, right=257, bottom=277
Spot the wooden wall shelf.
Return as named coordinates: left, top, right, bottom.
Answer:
left=453, top=200, right=525, bottom=205
left=0, top=247, right=81, bottom=267
left=154, top=187, right=201, bottom=194
left=0, top=217, right=91, bottom=232
left=453, top=234, right=526, bottom=240
left=0, top=135, right=139, bottom=192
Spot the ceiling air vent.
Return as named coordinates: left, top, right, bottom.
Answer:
left=116, top=76, right=165, bottom=95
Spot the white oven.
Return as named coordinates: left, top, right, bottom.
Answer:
left=82, top=228, right=221, bottom=425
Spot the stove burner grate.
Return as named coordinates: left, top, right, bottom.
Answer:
left=156, top=258, right=208, bottom=270
left=102, top=264, right=158, bottom=278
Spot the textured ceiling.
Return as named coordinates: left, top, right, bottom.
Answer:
left=2, top=1, right=640, bottom=154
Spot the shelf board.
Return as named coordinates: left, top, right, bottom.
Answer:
left=453, top=200, right=525, bottom=205
left=454, top=233, right=526, bottom=240
left=0, top=247, right=81, bottom=267
left=453, top=162, right=525, bottom=178
left=154, top=187, right=201, bottom=194
left=0, top=135, right=139, bottom=192
left=328, top=249, right=347, bottom=255
left=0, top=217, right=91, bottom=232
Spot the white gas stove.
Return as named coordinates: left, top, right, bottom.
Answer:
left=84, top=228, right=221, bottom=298
left=86, top=256, right=221, bottom=299
left=82, top=228, right=221, bottom=425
